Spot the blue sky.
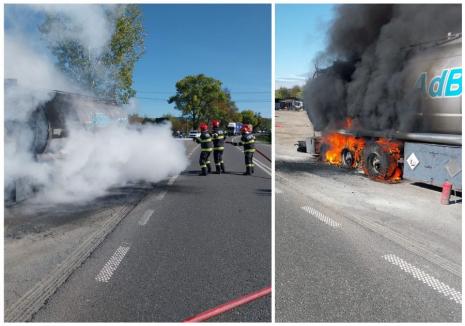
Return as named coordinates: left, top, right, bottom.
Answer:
left=5, top=4, right=271, bottom=118
left=275, top=4, right=335, bottom=89
left=134, top=4, right=271, bottom=117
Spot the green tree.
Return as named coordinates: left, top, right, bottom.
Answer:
left=168, top=74, right=232, bottom=129
left=275, top=86, right=302, bottom=100
left=275, top=87, right=291, bottom=100
left=290, top=85, right=303, bottom=99
left=230, top=111, right=243, bottom=123
left=241, top=109, right=259, bottom=128
left=39, top=5, right=144, bottom=104
left=162, top=114, right=187, bottom=133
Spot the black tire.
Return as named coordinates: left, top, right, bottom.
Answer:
left=29, top=105, right=50, bottom=154
left=362, top=142, right=394, bottom=179
left=341, top=148, right=355, bottom=168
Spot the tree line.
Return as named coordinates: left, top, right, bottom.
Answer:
left=275, top=86, right=303, bottom=101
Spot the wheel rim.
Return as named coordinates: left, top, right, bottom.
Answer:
left=341, top=149, right=354, bottom=167
left=367, top=153, right=381, bottom=175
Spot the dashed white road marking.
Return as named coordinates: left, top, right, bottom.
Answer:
left=167, top=174, right=179, bottom=186
left=138, top=209, right=154, bottom=226
left=301, top=206, right=341, bottom=228
left=95, top=245, right=130, bottom=283
left=275, top=188, right=283, bottom=194
left=383, top=254, right=462, bottom=305
left=156, top=190, right=168, bottom=200
left=187, top=144, right=200, bottom=158
left=156, top=145, right=197, bottom=199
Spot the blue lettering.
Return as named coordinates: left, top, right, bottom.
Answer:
left=445, top=68, right=462, bottom=97
left=416, top=72, right=427, bottom=93
left=417, top=68, right=463, bottom=98
left=428, top=70, right=448, bottom=97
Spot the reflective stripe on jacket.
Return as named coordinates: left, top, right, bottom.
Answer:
left=212, top=128, right=226, bottom=151
left=240, top=133, right=255, bottom=152
left=195, top=132, right=213, bottom=151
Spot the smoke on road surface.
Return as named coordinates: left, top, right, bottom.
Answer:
left=5, top=4, right=189, bottom=204
left=303, top=4, right=461, bottom=132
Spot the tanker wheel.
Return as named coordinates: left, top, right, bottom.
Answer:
left=362, top=143, right=393, bottom=180
left=341, top=148, right=355, bottom=168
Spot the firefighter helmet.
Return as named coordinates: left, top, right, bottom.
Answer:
left=199, top=122, right=208, bottom=132
left=240, top=125, right=248, bottom=133
left=212, top=119, right=220, bottom=128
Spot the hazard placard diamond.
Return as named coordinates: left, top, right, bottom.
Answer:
left=406, top=152, right=419, bottom=170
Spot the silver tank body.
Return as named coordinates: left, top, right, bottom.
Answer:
left=403, top=34, right=462, bottom=135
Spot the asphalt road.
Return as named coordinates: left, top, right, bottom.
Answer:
left=276, top=170, right=461, bottom=322
left=31, top=140, right=271, bottom=322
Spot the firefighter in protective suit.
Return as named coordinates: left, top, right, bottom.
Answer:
left=239, top=124, right=256, bottom=175
left=194, top=122, right=213, bottom=176
left=211, top=119, right=226, bottom=174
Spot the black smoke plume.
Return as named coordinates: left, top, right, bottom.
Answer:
left=304, top=4, right=461, bottom=132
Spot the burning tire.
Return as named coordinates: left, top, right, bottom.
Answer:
left=341, top=148, right=355, bottom=168
left=362, top=142, right=397, bottom=180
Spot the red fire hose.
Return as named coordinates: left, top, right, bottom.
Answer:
left=255, top=147, right=272, bottom=162
left=183, top=286, right=272, bottom=322
left=226, top=140, right=272, bottom=162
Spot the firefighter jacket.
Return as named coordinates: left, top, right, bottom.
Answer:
left=195, top=131, right=213, bottom=152
left=240, top=133, right=256, bottom=152
left=211, top=127, right=226, bottom=151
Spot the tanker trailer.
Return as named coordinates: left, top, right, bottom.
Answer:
left=299, top=33, right=462, bottom=190
left=5, top=84, right=128, bottom=204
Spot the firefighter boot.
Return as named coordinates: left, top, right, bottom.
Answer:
left=243, top=166, right=251, bottom=175
left=207, top=163, right=212, bottom=174
left=251, top=165, right=254, bottom=174
left=199, top=167, right=207, bottom=176
left=215, top=165, right=221, bottom=174
left=221, top=162, right=226, bottom=173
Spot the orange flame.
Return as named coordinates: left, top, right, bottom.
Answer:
left=321, top=133, right=365, bottom=167
left=319, top=130, right=403, bottom=182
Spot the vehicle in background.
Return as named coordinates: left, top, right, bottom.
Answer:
left=276, top=99, right=304, bottom=111
left=173, top=130, right=184, bottom=138
left=227, top=122, right=243, bottom=135
left=189, top=130, right=201, bottom=138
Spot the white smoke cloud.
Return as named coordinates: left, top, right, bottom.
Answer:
left=5, top=4, right=189, bottom=204
left=31, top=4, right=117, bottom=56
left=33, top=123, right=188, bottom=203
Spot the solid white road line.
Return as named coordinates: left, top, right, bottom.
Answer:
left=233, top=146, right=271, bottom=176
left=383, top=254, right=462, bottom=305
left=138, top=209, right=154, bottom=226
left=95, top=245, right=130, bottom=283
left=301, top=206, right=341, bottom=228
left=254, top=158, right=272, bottom=176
